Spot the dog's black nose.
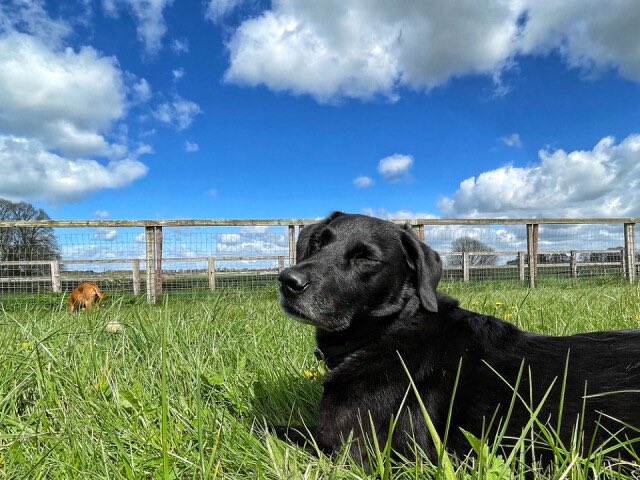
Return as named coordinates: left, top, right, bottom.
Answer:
left=278, top=268, right=309, bottom=293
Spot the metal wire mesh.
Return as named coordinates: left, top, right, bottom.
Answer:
left=535, top=223, right=626, bottom=280
left=424, top=223, right=526, bottom=282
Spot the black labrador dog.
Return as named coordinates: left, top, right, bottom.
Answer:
left=276, top=212, right=640, bottom=466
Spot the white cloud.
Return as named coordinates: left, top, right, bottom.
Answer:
left=439, top=134, right=640, bottom=218
left=220, top=0, right=640, bottom=102
left=500, top=133, right=522, bottom=148
left=153, top=96, right=201, bottom=130
left=206, top=0, right=246, bottom=22
left=171, top=38, right=189, bottom=54
left=92, top=228, right=118, bottom=241
left=378, top=154, right=413, bottom=183
left=353, top=176, right=373, bottom=188
left=94, top=210, right=111, bottom=218
left=362, top=208, right=437, bottom=220
left=172, top=68, right=184, bottom=80
left=0, top=9, right=151, bottom=205
left=0, top=33, right=126, bottom=157
left=185, top=140, right=199, bottom=152
left=103, top=0, right=174, bottom=55
left=0, top=0, right=71, bottom=46
left=219, top=233, right=241, bottom=243
left=131, top=77, right=152, bottom=103
left=135, top=143, right=153, bottom=155
left=221, top=0, right=520, bottom=101
left=205, top=188, right=218, bottom=197
left=0, top=135, right=148, bottom=204
left=518, top=1, right=640, bottom=83
left=240, top=226, right=269, bottom=234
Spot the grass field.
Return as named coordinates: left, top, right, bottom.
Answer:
left=1, top=279, right=640, bottom=479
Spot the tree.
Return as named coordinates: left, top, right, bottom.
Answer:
left=585, top=247, right=622, bottom=264
left=0, top=198, right=61, bottom=277
left=449, top=236, right=498, bottom=266
left=538, top=253, right=569, bottom=264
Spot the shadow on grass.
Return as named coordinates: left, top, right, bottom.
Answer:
left=250, top=368, right=322, bottom=430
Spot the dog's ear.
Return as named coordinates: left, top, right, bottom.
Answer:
left=401, top=224, right=442, bottom=312
left=296, top=211, right=345, bottom=262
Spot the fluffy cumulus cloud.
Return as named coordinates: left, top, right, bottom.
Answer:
left=518, top=1, right=640, bottom=82
left=219, top=0, right=640, bottom=102
left=0, top=33, right=125, bottom=157
left=439, top=134, right=640, bottom=218
left=0, top=19, right=149, bottom=204
left=0, top=136, right=148, bottom=204
left=378, top=154, right=413, bottom=182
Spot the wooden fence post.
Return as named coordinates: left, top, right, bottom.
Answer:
left=462, top=252, right=470, bottom=282
left=208, top=257, right=216, bottom=290
left=517, top=252, right=525, bottom=282
left=277, top=256, right=285, bottom=273
left=155, top=227, right=163, bottom=299
left=288, top=225, right=296, bottom=266
left=416, top=224, right=425, bottom=242
left=570, top=250, right=578, bottom=278
left=624, top=223, right=636, bottom=284
left=132, top=259, right=140, bottom=294
left=145, top=226, right=163, bottom=304
left=50, top=260, right=61, bottom=293
left=526, top=223, right=539, bottom=288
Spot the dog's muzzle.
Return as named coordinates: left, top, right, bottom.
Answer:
left=278, top=267, right=310, bottom=295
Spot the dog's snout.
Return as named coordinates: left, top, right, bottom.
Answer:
left=278, top=268, right=310, bottom=293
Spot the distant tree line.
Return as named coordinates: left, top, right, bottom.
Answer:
left=0, top=198, right=60, bottom=277
left=449, top=236, right=639, bottom=267
left=505, top=248, right=634, bottom=265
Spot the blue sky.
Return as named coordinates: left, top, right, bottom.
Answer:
left=1, top=0, right=640, bottom=221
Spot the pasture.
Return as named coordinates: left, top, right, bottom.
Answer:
left=1, top=279, right=639, bottom=479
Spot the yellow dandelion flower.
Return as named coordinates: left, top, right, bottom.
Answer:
left=495, top=301, right=504, bottom=307
left=19, top=340, right=31, bottom=349
left=504, top=313, right=513, bottom=321
left=303, top=369, right=318, bottom=381
left=635, top=314, right=640, bottom=322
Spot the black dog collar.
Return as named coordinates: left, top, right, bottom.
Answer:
left=314, top=338, right=371, bottom=370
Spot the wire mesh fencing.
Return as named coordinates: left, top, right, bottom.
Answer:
left=0, top=218, right=637, bottom=303
left=424, top=221, right=637, bottom=283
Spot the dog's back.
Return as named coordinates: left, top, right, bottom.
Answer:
left=67, top=282, right=106, bottom=312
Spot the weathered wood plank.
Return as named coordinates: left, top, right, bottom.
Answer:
left=132, top=259, right=141, bottom=295
left=145, top=226, right=157, bottom=304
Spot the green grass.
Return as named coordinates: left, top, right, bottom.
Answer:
left=1, top=279, right=640, bottom=479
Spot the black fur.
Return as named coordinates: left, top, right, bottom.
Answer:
left=276, top=212, right=640, bottom=465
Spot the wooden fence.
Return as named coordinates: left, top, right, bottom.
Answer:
left=0, top=217, right=637, bottom=304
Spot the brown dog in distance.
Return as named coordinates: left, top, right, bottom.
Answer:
left=67, top=282, right=107, bottom=312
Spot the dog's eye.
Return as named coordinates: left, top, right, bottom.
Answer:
left=348, top=245, right=379, bottom=265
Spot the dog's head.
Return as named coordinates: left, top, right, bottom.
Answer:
left=278, top=212, right=442, bottom=331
